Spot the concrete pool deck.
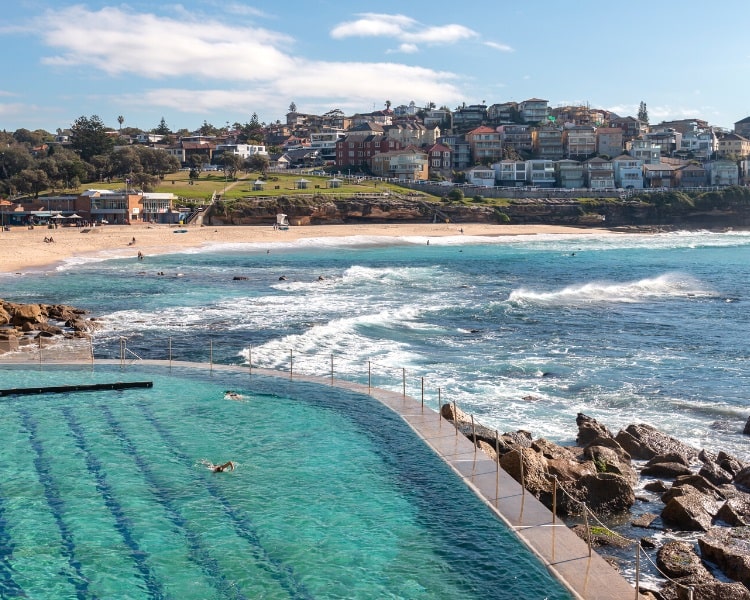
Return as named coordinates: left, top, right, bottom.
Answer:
left=0, top=356, right=645, bottom=599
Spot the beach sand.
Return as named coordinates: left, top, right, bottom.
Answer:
left=0, top=222, right=608, bottom=274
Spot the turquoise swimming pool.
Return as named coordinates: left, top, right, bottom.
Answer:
left=0, top=365, right=570, bottom=599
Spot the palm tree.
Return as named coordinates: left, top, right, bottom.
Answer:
left=117, top=115, right=124, bottom=131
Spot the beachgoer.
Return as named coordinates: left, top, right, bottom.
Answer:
left=132, top=237, right=136, bottom=244
left=137, top=251, right=144, bottom=260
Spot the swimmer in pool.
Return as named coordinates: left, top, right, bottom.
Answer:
left=199, top=459, right=235, bottom=473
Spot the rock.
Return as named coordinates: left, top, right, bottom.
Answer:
left=499, top=447, right=551, bottom=497
left=632, top=513, right=659, bottom=528
left=647, top=452, right=692, bottom=467
left=715, top=497, right=750, bottom=526
left=671, top=475, right=725, bottom=500
left=642, top=461, right=693, bottom=479
left=661, top=488, right=718, bottom=531
left=699, top=461, right=734, bottom=486
left=644, top=480, right=669, bottom=494
left=657, top=540, right=710, bottom=579
left=571, top=524, right=633, bottom=548
left=744, top=417, right=750, bottom=436
left=584, top=444, right=638, bottom=486
left=659, top=575, right=750, bottom=600
left=615, top=423, right=699, bottom=463
left=717, top=452, right=745, bottom=477
left=576, top=413, right=613, bottom=446
left=735, top=467, right=750, bottom=490
left=531, top=437, right=576, bottom=461
left=698, top=526, right=750, bottom=587
left=8, top=302, right=45, bottom=326
left=572, top=472, right=635, bottom=514
left=232, top=276, right=248, bottom=280
left=0, top=304, right=10, bottom=325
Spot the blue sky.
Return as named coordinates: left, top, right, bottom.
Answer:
left=2, top=1, right=749, bottom=134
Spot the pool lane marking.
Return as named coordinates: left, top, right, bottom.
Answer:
left=136, top=402, right=316, bottom=600
left=0, top=494, right=26, bottom=597
left=99, top=404, right=248, bottom=600
left=18, top=408, right=93, bottom=600
left=61, top=406, right=166, bottom=600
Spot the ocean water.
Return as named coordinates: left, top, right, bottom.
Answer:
left=0, top=364, right=569, bottom=599
left=3, top=229, right=749, bottom=463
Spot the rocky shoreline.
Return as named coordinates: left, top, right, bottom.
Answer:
left=0, top=299, right=99, bottom=353
left=442, top=404, right=750, bottom=599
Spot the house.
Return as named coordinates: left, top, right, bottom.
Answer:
left=384, top=122, right=439, bottom=147
left=282, top=148, right=320, bottom=168
left=369, top=147, right=428, bottom=181
left=656, top=119, right=709, bottom=135
left=734, top=116, right=750, bottom=139
left=422, top=109, right=452, bottom=129
left=439, top=134, right=471, bottom=170
left=609, top=116, right=647, bottom=142
left=466, top=126, right=503, bottom=164
left=309, top=131, right=345, bottom=163
left=596, top=128, right=624, bottom=158
left=519, top=98, right=549, bottom=124
left=215, top=144, right=267, bottom=160
left=612, top=155, right=644, bottom=189
left=494, top=160, right=527, bottom=187
left=555, top=160, right=585, bottom=189
left=629, top=139, right=661, bottom=164
left=465, top=166, right=496, bottom=187
left=717, top=133, right=750, bottom=159
left=565, top=126, right=597, bottom=160
left=679, top=130, right=717, bottom=160
left=350, top=110, right=393, bottom=127
left=487, top=102, right=518, bottom=125
left=426, top=143, right=453, bottom=178
left=452, top=104, right=487, bottom=132
left=335, top=123, right=387, bottom=168
left=584, top=157, right=615, bottom=190
left=643, top=163, right=678, bottom=188
left=707, top=160, right=740, bottom=186
left=533, top=126, right=564, bottom=160
left=676, top=163, right=708, bottom=188
left=498, top=124, right=533, bottom=156
left=525, top=160, right=556, bottom=187
left=643, top=129, right=682, bottom=156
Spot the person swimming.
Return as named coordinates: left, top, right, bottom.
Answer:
left=224, top=390, right=243, bottom=401
left=199, top=459, right=235, bottom=473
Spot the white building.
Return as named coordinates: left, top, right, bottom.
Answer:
left=612, top=155, right=644, bottom=189
left=215, top=144, right=267, bottom=159
left=466, top=166, right=496, bottom=187
left=525, top=160, right=556, bottom=187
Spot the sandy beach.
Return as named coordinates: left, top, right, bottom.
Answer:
left=0, top=222, right=607, bottom=274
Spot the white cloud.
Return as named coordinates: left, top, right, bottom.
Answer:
left=484, top=41, right=514, bottom=52
left=330, top=12, right=477, bottom=48
left=387, top=43, right=419, bottom=54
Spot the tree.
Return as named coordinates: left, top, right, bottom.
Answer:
left=70, top=115, right=114, bottom=162
left=117, top=115, right=124, bottom=131
left=638, top=101, right=649, bottom=125
left=220, top=152, right=243, bottom=179
left=288, top=101, right=297, bottom=113
left=385, top=100, right=391, bottom=111
left=154, top=117, right=171, bottom=136
left=245, top=154, right=269, bottom=174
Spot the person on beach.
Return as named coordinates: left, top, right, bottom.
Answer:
left=137, top=251, right=144, bottom=260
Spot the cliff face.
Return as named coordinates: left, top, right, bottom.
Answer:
left=205, top=196, right=750, bottom=229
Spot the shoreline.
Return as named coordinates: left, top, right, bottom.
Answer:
left=0, top=222, right=613, bottom=274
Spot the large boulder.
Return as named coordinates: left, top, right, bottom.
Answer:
left=661, top=487, right=718, bottom=532
left=642, top=461, right=693, bottom=479
left=7, top=302, right=45, bottom=326
left=715, top=497, right=750, bottom=526
left=699, top=461, right=735, bottom=486
left=735, top=467, right=750, bottom=491
left=499, top=447, right=551, bottom=497
left=615, top=423, right=699, bottom=463
left=659, top=576, right=750, bottom=600
left=584, top=444, right=638, bottom=486
left=657, top=540, right=710, bottom=579
left=572, top=472, right=635, bottom=514
left=698, top=526, right=750, bottom=587
left=744, top=417, right=750, bottom=436
left=576, top=413, right=613, bottom=446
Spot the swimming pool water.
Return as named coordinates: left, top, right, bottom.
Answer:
left=0, top=365, right=570, bottom=599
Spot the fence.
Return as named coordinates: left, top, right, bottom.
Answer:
left=1, top=335, right=675, bottom=599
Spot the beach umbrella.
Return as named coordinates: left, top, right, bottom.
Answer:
left=67, top=214, right=82, bottom=219
left=51, top=213, right=65, bottom=219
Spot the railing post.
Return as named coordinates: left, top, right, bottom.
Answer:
left=89, top=335, right=94, bottom=364
left=552, top=475, right=557, bottom=525
left=248, top=346, right=252, bottom=375
left=634, top=541, right=640, bottom=600
left=368, top=360, right=371, bottom=393
left=290, top=349, right=293, bottom=379
left=402, top=368, right=406, bottom=398
left=583, top=504, right=592, bottom=557
left=495, top=429, right=500, bottom=501
left=438, top=387, right=442, bottom=425
left=519, top=449, right=525, bottom=496
left=421, top=377, right=424, bottom=409
left=168, top=336, right=172, bottom=368
left=209, top=339, right=213, bottom=372
left=120, top=337, right=124, bottom=365
left=471, top=414, right=476, bottom=456
left=452, top=401, right=458, bottom=436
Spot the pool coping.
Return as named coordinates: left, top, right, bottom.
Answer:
left=1, top=358, right=645, bottom=599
